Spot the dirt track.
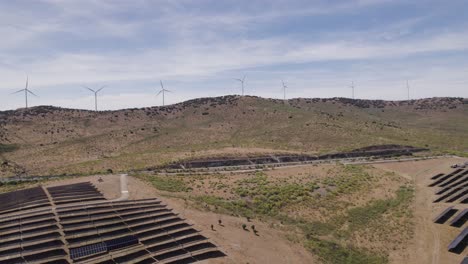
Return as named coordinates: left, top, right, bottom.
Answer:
left=373, top=157, right=468, bottom=264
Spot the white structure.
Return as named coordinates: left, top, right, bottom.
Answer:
left=235, top=75, right=246, bottom=96
left=84, top=85, right=106, bottom=111
left=157, top=80, right=172, bottom=106
left=12, top=76, right=37, bottom=108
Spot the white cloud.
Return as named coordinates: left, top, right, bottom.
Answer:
left=0, top=0, right=467, bottom=110
left=1, top=30, right=466, bottom=88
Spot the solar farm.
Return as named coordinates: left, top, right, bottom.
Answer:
left=430, top=167, right=468, bottom=258
left=0, top=181, right=225, bottom=264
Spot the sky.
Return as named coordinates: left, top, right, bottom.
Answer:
left=0, top=0, right=467, bottom=110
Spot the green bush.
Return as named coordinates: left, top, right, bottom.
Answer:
left=194, top=195, right=254, bottom=218
left=0, top=144, right=18, bottom=154
left=233, top=172, right=318, bottom=216
left=148, top=176, right=190, bottom=192
left=347, top=186, right=414, bottom=231
left=305, top=238, right=388, bottom=264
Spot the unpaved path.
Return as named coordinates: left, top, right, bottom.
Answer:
left=373, top=157, right=467, bottom=264
left=110, top=174, right=129, bottom=202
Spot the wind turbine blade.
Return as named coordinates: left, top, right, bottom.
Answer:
left=96, top=85, right=107, bottom=93
left=82, top=86, right=96, bottom=93
left=25, top=76, right=29, bottom=89
left=160, top=80, right=164, bottom=89
left=242, top=75, right=246, bottom=82
left=11, top=89, right=25, bottom=95
left=156, top=90, right=163, bottom=96
left=165, top=89, right=173, bottom=93
left=27, top=89, right=38, bottom=97
left=234, top=78, right=242, bottom=82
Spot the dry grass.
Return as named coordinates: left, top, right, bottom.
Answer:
left=134, top=163, right=415, bottom=263
left=0, top=96, right=466, bottom=176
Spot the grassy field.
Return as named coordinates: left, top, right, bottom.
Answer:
left=135, top=164, right=415, bottom=263
left=0, top=96, right=466, bottom=176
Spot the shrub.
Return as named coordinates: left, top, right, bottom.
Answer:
left=305, top=238, right=388, bottom=264
left=148, top=176, right=189, bottom=192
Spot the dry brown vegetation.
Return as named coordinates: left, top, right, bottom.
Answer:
left=135, top=163, right=415, bottom=263
left=0, top=96, right=466, bottom=177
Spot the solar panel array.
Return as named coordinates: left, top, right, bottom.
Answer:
left=0, top=182, right=225, bottom=264
left=0, top=206, right=69, bottom=264
left=106, top=235, right=139, bottom=251
left=429, top=168, right=468, bottom=259
left=448, top=228, right=468, bottom=254
left=48, top=182, right=106, bottom=205
left=57, top=198, right=225, bottom=263
left=70, top=242, right=107, bottom=260
left=0, top=186, right=51, bottom=214
left=429, top=169, right=468, bottom=204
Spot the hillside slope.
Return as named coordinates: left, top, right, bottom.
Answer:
left=0, top=96, right=467, bottom=176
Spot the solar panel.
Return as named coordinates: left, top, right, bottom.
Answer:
left=429, top=169, right=464, bottom=187
left=462, top=256, right=468, bottom=264
left=0, top=181, right=225, bottom=264
left=433, top=207, right=457, bottom=224
left=431, top=173, right=445, bottom=180
left=105, top=235, right=139, bottom=251
left=0, top=186, right=50, bottom=213
left=70, top=242, right=107, bottom=260
left=448, top=227, right=468, bottom=253
left=450, top=208, right=468, bottom=227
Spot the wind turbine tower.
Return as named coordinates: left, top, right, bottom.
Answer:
left=157, top=80, right=172, bottom=106
left=235, top=75, right=246, bottom=96
left=282, top=80, right=287, bottom=100
left=406, top=79, right=410, bottom=101
left=84, top=85, right=106, bottom=111
left=12, top=76, right=38, bottom=108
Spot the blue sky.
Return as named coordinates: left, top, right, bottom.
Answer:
left=0, top=0, right=467, bottom=110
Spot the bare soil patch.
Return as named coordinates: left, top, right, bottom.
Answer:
left=373, top=157, right=468, bottom=264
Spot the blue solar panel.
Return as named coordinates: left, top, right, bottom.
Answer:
left=462, top=256, right=468, bottom=264
left=105, top=235, right=139, bottom=251
left=70, top=242, right=107, bottom=260
left=448, top=227, right=468, bottom=252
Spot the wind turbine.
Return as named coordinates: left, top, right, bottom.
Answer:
left=12, top=76, right=38, bottom=108
left=282, top=80, right=287, bottom=100
left=83, top=85, right=106, bottom=111
left=406, top=79, right=410, bottom=101
left=157, top=80, right=172, bottom=106
left=349, top=81, right=355, bottom=99
left=235, top=75, right=246, bottom=96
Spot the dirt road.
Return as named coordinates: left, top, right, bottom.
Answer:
left=373, top=157, right=467, bottom=264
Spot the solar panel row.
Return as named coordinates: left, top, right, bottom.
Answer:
left=57, top=198, right=226, bottom=263
left=70, top=242, right=106, bottom=260
left=48, top=182, right=105, bottom=205
left=448, top=227, right=468, bottom=254
left=107, top=235, right=139, bottom=251
left=0, top=181, right=225, bottom=264
left=0, top=186, right=50, bottom=214
left=450, top=208, right=468, bottom=228
left=429, top=168, right=468, bottom=260
left=429, top=169, right=465, bottom=187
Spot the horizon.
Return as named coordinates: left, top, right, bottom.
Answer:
left=1, top=94, right=466, bottom=112
left=1, top=1, right=468, bottom=110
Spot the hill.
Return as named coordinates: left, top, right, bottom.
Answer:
left=0, top=95, right=467, bottom=176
